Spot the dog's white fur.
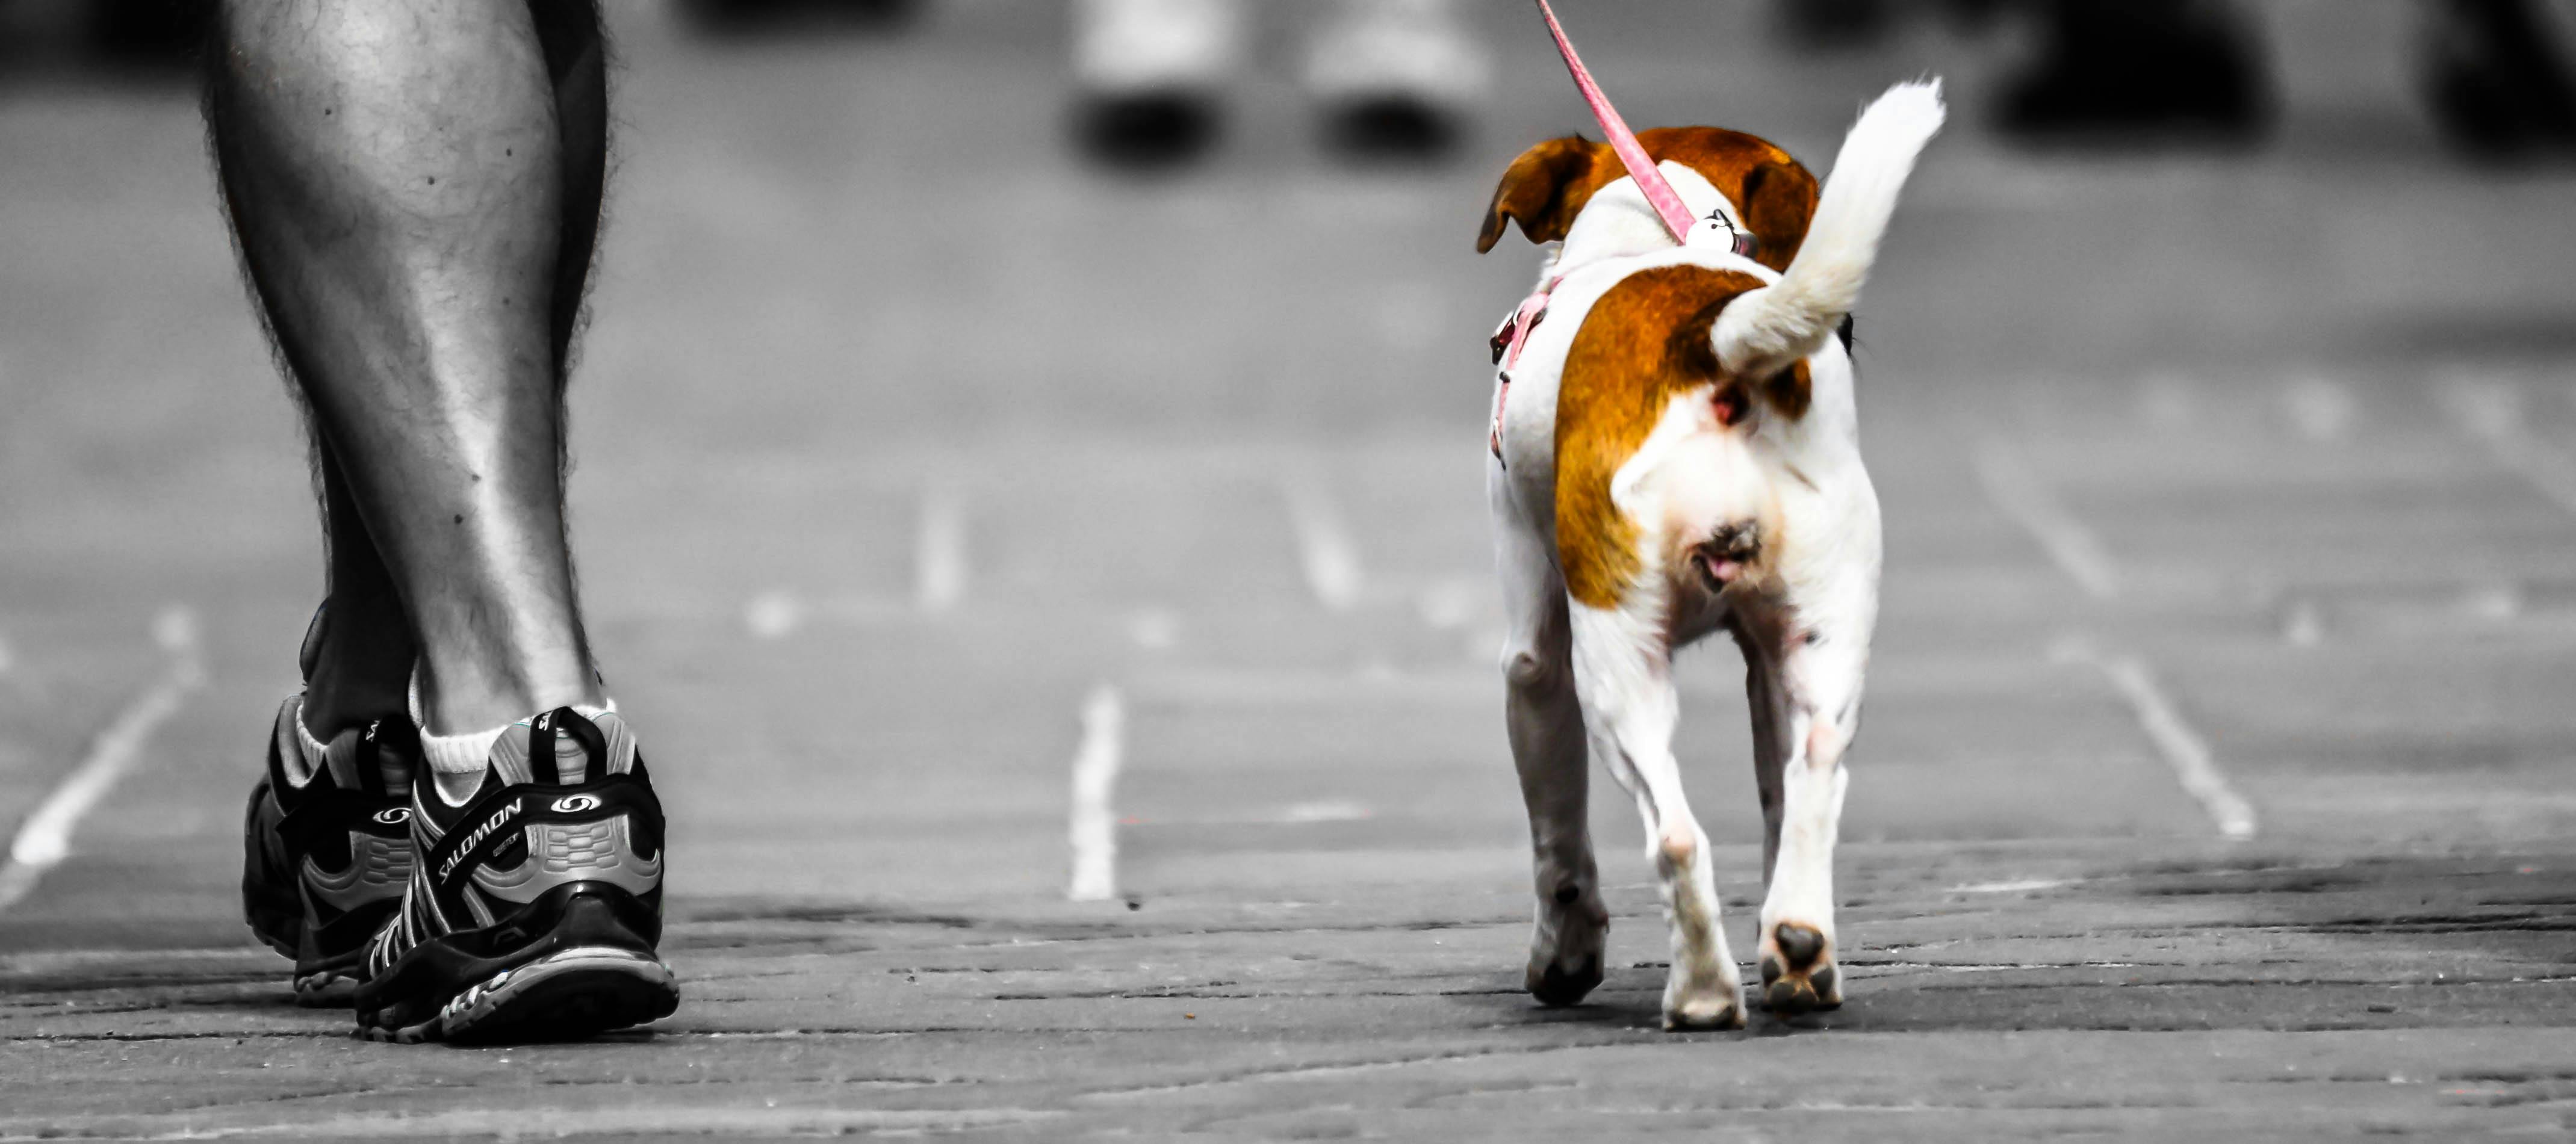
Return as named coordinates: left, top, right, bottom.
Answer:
left=1488, top=81, right=1942, bottom=1030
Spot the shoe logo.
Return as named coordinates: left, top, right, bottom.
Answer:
left=436, top=797, right=524, bottom=883
left=551, top=794, right=602, bottom=814
left=372, top=808, right=411, bottom=826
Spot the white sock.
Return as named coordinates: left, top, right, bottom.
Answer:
left=419, top=725, right=510, bottom=776
left=284, top=711, right=330, bottom=788
left=418, top=700, right=621, bottom=806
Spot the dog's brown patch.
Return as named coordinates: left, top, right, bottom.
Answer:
left=1477, top=128, right=1817, bottom=273
left=1556, top=264, right=1767, bottom=609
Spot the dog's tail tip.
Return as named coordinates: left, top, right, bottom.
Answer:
left=1709, top=77, right=1944, bottom=379
left=1843, top=78, right=1947, bottom=170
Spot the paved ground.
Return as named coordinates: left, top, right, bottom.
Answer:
left=4, top=0, right=2576, bottom=1137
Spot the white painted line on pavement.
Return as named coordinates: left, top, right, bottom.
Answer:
left=1277, top=800, right=1372, bottom=824
left=744, top=589, right=807, bottom=639
left=1128, top=607, right=1179, bottom=651
left=0, top=607, right=205, bottom=913
left=1067, top=683, right=1125, bottom=903
left=1280, top=471, right=1364, bottom=611
left=1946, top=878, right=2072, bottom=894
left=2056, top=638, right=2256, bottom=841
left=2137, top=370, right=2197, bottom=430
left=2439, top=372, right=2576, bottom=516
left=915, top=483, right=968, bottom=614
left=1975, top=440, right=2121, bottom=600
left=2281, top=598, right=2326, bottom=648
left=81, top=1107, right=1060, bottom=1139
left=2281, top=373, right=2357, bottom=442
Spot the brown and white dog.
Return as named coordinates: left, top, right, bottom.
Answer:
left=1479, top=82, right=1943, bottom=1029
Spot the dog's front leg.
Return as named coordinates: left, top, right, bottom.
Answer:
left=1570, top=601, right=1743, bottom=1030
left=1742, top=596, right=1870, bottom=1018
left=1493, top=466, right=1607, bottom=1006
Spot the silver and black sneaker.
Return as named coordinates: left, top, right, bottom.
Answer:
left=354, top=706, right=676, bottom=1044
left=241, top=698, right=419, bottom=1002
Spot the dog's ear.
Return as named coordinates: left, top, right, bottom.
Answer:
left=1734, top=159, right=1819, bottom=273
left=1631, top=128, right=1821, bottom=274
left=1478, top=136, right=1610, bottom=253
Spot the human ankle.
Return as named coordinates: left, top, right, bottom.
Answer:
left=299, top=673, right=412, bottom=740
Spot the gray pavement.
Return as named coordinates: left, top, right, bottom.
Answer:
left=4, top=1, right=2576, bottom=1137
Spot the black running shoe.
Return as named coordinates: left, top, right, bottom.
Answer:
left=241, top=698, right=419, bottom=1002
left=354, top=706, right=676, bottom=1044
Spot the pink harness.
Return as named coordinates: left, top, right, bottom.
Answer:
left=1492, top=0, right=1753, bottom=462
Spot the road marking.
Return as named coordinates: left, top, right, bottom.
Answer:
left=1280, top=471, right=1363, bottom=611
left=2137, top=369, right=2197, bottom=430
left=1128, top=607, right=1179, bottom=651
left=2056, top=638, right=2256, bottom=840
left=2281, top=598, right=2325, bottom=648
left=915, top=483, right=968, bottom=614
left=1277, top=800, right=1372, bottom=823
left=1975, top=440, right=2121, bottom=600
left=1067, top=683, right=1125, bottom=903
left=0, top=607, right=205, bottom=913
left=744, top=590, right=807, bottom=639
left=2440, top=371, right=2576, bottom=516
left=40, top=1108, right=1061, bottom=1139
left=2281, top=373, right=2356, bottom=442
left=1946, top=878, right=2072, bottom=894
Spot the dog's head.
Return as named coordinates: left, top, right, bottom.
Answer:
left=1485, top=83, right=1944, bottom=391
left=1476, top=127, right=1819, bottom=274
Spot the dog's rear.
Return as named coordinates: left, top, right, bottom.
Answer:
left=1485, top=82, right=1941, bottom=1031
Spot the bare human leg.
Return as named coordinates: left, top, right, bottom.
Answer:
left=208, top=0, right=606, bottom=738
left=217, top=1, right=672, bottom=1044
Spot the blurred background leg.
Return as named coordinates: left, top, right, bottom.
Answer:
left=2419, top=0, right=2576, bottom=161
left=1303, top=0, right=1491, bottom=162
left=673, top=0, right=920, bottom=37
left=1070, top=0, right=1242, bottom=169
left=1773, top=0, right=1895, bottom=53
left=1995, top=0, right=2273, bottom=145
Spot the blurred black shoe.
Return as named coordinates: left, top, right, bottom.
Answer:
left=1319, top=94, right=1463, bottom=164
left=2421, top=0, right=2576, bottom=161
left=1777, top=0, right=1895, bottom=52
left=1304, top=0, right=1485, bottom=165
left=1073, top=90, right=1225, bottom=170
left=1070, top=0, right=1238, bottom=170
left=677, top=0, right=920, bottom=37
left=95, top=0, right=206, bottom=57
left=1996, top=0, right=2272, bottom=146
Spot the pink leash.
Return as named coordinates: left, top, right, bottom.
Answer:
left=1535, top=0, right=1698, bottom=244
left=1492, top=1, right=1715, bottom=462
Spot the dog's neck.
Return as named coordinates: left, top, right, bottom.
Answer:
left=1544, top=162, right=1758, bottom=288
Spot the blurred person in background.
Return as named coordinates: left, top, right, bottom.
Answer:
left=1783, top=0, right=2576, bottom=159
left=1070, top=0, right=1493, bottom=167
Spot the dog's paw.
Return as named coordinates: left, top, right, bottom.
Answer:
left=1758, top=920, right=1843, bottom=1018
left=1524, top=890, right=1609, bottom=1007
left=1525, top=951, right=1604, bottom=1007
left=1661, top=986, right=1746, bottom=1031
left=1660, top=947, right=1745, bottom=1031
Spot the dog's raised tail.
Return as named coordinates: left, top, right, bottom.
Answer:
left=1713, top=80, right=1944, bottom=379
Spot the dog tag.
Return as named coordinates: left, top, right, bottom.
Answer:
left=1686, top=211, right=1757, bottom=260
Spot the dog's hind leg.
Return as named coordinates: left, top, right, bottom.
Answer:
left=1569, top=598, right=1744, bottom=1031
left=1493, top=466, right=1607, bottom=1007
left=1740, top=588, right=1872, bottom=1018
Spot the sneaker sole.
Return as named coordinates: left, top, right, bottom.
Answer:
left=360, top=947, right=678, bottom=1045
